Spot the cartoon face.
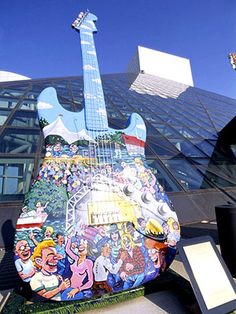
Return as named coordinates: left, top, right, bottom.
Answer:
left=102, top=243, right=111, bottom=257
left=15, top=240, right=31, bottom=261
left=123, top=236, right=132, bottom=251
left=44, top=227, right=53, bottom=238
left=121, top=161, right=127, bottom=169
left=22, top=206, right=28, bottom=213
left=40, top=247, right=60, bottom=274
left=172, top=221, right=179, bottom=231
left=111, top=232, right=119, bottom=242
left=139, top=220, right=146, bottom=229
left=72, top=238, right=88, bottom=257
left=162, top=222, right=169, bottom=234
left=158, top=184, right=164, bottom=193
left=148, top=248, right=159, bottom=262
left=126, top=223, right=134, bottom=234
left=78, top=239, right=88, bottom=256
left=57, top=235, right=65, bottom=246
left=98, top=226, right=106, bottom=237
left=54, top=143, right=61, bottom=152
left=70, top=144, right=78, bottom=153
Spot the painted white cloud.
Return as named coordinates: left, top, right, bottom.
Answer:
left=92, top=78, right=101, bottom=84
left=81, top=40, right=91, bottom=45
left=81, top=32, right=92, bottom=36
left=83, top=64, right=96, bottom=71
left=136, top=123, right=146, bottom=130
left=84, top=93, right=96, bottom=99
left=87, top=50, right=96, bottom=55
left=86, top=20, right=95, bottom=26
left=80, top=25, right=91, bottom=30
left=37, top=101, right=53, bottom=109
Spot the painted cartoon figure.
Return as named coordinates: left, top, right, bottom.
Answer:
left=15, top=240, right=35, bottom=282
left=93, top=237, right=125, bottom=294
left=61, top=235, right=93, bottom=300
left=30, top=240, right=71, bottom=301
left=118, top=233, right=145, bottom=289
left=36, top=202, right=48, bottom=219
left=55, top=233, right=66, bottom=276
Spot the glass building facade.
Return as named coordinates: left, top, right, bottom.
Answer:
left=0, top=72, right=236, bottom=226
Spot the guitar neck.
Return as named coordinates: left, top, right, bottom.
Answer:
left=80, top=29, right=108, bottom=133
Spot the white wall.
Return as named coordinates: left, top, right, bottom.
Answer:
left=128, top=46, right=194, bottom=86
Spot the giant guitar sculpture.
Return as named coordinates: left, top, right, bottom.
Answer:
left=14, top=11, right=180, bottom=302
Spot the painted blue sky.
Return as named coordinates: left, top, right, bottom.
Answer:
left=0, top=0, right=236, bottom=99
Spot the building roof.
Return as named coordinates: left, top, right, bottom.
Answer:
left=0, top=71, right=30, bottom=82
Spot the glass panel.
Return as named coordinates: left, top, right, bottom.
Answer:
left=10, top=110, right=39, bottom=127
left=162, top=159, right=212, bottom=190
left=168, top=139, right=207, bottom=157
left=210, top=162, right=236, bottom=182
left=146, top=136, right=179, bottom=157
left=109, top=118, right=127, bottom=129
left=174, top=126, right=198, bottom=139
left=10, top=116, right=39, bottom=127
left=191, top=127, right=217, bottom=139
left=0, top=165, right=3, bottom=176
left=0, top=110, right=9, bottom=125
left=0, top=89, right=25, bottom=97
left=192, top=158, right=211, bottom=165
left=0, top=177, right=2, bottom=194
left=0, top=98, right=18, bottom=108
left=19, top=101, right=37, bottom=110
left=5, top=177, right=20, bottom=194
left=190, top=140, right=215, bottom=157
left=0, top=129, right=40, bottom=154
left=146, top=158, right=181, bottom=192
left=231, top=144, right=236, bottom=158
left=0, top=161, right=34, bottom=195
left=196, top=165, right=236, bottom=188
left=155, top=124, right=180, bottom=137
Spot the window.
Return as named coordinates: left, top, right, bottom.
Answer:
left=0, top=161, right=34, bottom=195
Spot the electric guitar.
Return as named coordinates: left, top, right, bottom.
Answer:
left=14, top=11, right=180, bottom=302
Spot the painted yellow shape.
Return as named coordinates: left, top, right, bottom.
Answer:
left=88, top=191, right=140, bottom=225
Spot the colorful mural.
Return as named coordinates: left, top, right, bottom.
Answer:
left=14, top=11, right=180, bottom=302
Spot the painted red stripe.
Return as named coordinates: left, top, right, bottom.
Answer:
left=122, top=134, right=145, bottom=147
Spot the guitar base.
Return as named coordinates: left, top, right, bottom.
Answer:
left=3, top=269, right=196, bottom=313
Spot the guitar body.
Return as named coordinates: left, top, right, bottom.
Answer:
left=14, top=12, right=180, bottom=302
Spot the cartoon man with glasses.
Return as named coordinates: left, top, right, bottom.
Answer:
left=15, top=239, right=36, bottom=282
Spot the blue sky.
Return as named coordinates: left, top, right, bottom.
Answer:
left=1, top=0, right=236, bottom=99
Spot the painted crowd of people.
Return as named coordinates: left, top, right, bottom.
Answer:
left=14, top=218, right=179, bottom=302
left=37, top=142, right=172, bottom=208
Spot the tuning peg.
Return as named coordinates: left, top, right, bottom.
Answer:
left=141, top=191, right=152, bottom=203
left=71, top=20, right=78, bottom=28
left=123, top=184, right=134, bottom=196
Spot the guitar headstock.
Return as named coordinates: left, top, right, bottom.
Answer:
left=72, top=11, right=98, bottom=33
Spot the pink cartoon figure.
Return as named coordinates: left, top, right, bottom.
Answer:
left=36, top=202, right=48, bottom=219
left=140, top=169, right=157, bottom=194
left=62, top=235, right=93, bottom=300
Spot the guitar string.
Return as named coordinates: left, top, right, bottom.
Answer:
left=78, top=15, right=120, bottom=227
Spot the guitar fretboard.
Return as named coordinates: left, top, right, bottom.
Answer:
left=79, top=20, right=108, bottom=133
